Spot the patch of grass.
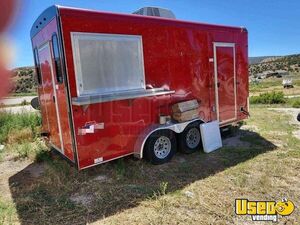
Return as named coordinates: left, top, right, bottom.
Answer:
left=115, top=158, right=126, bottom=180
left=250, top=79, right=281, bottom=92
left=0, top=152, right=4, bottom=161
left=15, top=142, right=31, bottom=159
left=158, top=182, right=168, bottom=196
left=0, top=197, right=17, bottom=224
left=27, top=186, right=55, bottom=205
left=7, top=127, right=33, bottom=144
left=177, top=161, right=193, bottom=173
left=5, top=139, right=49, bottom=161
left=0, top=112, right=41, bottom=144
left=35, top=146, right=51, bottom=162
left=249, top=75, right=300, bottom=97
left=250, top=91, right=286, bottom=104
left=9, top=92, right=37, bottom=97
left=291, top=99, right=300, bottom=108
left=239, top=135, right=263, bottom=146
left=150, top=182, right=169, bottom=215
left=248, top=108, right=295, bottom=138
left=20, top=100, right=29, bottom=106
left=46, top=157, right=73, bottom=179
left=16, top=185, right=80, bottom=220
left=0, top=112, right=46, bottom=161
left=232, top=173, right=248, bottom=188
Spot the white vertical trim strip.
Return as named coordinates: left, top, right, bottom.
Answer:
left=213, top=44, right=219, bottom=121
left=233, top=45, right=237, bottom=120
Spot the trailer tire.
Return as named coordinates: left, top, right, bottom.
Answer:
left=178, top=121, right=202, bottom=154
left=144, top=129, right=176, bottom=165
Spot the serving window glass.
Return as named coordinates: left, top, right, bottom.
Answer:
left=71, top=32, right=145, bottom=96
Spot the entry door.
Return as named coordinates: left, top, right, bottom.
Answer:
left=38, top=42, right=64, bottom=151
left=213, top=42, right=237, bottom=124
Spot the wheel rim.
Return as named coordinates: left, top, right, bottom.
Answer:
left=186, top=128, right=200, bottom=149
left=154, top=136, right=171, bottom=159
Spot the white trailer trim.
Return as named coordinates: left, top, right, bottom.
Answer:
left=80, top=153, right=134, bottom=170
left=213, top=42, right=237, bottom=125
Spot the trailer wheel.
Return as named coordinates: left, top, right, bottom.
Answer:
left=178, top=121, right=202, bottom=154
left=144, top=129, right=176, bottom=165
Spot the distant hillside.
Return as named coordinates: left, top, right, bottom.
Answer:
left=249, top=56, right=276, bottom=65
left=10, top=66, right=37, bottom=94
left=249, top=54, right=300, bottom=75
left=249, top=56, right=285, bottom=65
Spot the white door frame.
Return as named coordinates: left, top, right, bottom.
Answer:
left=38, top=42, right=64, bottom=153
left=213, top=42, right=237, bottom=125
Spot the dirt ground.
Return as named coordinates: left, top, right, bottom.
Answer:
left=0, top=156, right=45, bottom=201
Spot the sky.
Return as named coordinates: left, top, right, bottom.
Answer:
left=6, top=0, right=300, bottom=68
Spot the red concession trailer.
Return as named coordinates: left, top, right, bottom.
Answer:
left=30, top=5, right=249, bottom=169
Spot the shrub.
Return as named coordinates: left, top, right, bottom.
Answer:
left=20, top=100, right=28, bottom=106
left=250, top=91, right=286, bottom=104
left=292, top=99, right=300, bottom=108
left=5, top=139, right=49, bottom=161
left=0, top=113, right=48, bottom=162
left=7, top=128, right=33, bottom=144
left=15, top=142, right=31, bottom=158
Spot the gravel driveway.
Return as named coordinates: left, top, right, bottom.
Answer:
left=0, top=96, right=38, bottom=114
left=0, top=105, right=37, bottom=114
left=0, top=96, right=36, bottom=106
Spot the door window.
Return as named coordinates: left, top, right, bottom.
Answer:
left=33, top=48, right=42, bottom=85
left=52, top=33, right=63, bottom=83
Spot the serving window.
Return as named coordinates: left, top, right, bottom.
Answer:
left=71, top=32, right=145, bottom=96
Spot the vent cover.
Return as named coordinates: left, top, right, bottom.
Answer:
left=133, top=7, right=176, bottom=19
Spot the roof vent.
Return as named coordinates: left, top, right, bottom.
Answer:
left=133, top=7, right=176, bottom=19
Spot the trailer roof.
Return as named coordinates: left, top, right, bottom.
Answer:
left=31, top=5, right=247, bottom=38
left=30, top=5, right=57, bottom=38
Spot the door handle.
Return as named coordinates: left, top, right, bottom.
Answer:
left=52, top=96, right=55, bottom=103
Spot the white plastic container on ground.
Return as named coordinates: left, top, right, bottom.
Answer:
left=200, top=120, right=222, bottom=153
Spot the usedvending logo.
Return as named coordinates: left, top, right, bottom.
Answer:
left=235, top=198, right=295, bottom=222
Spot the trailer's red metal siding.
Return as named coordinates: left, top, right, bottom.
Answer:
left=57, top=7, right=248, bottom=169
